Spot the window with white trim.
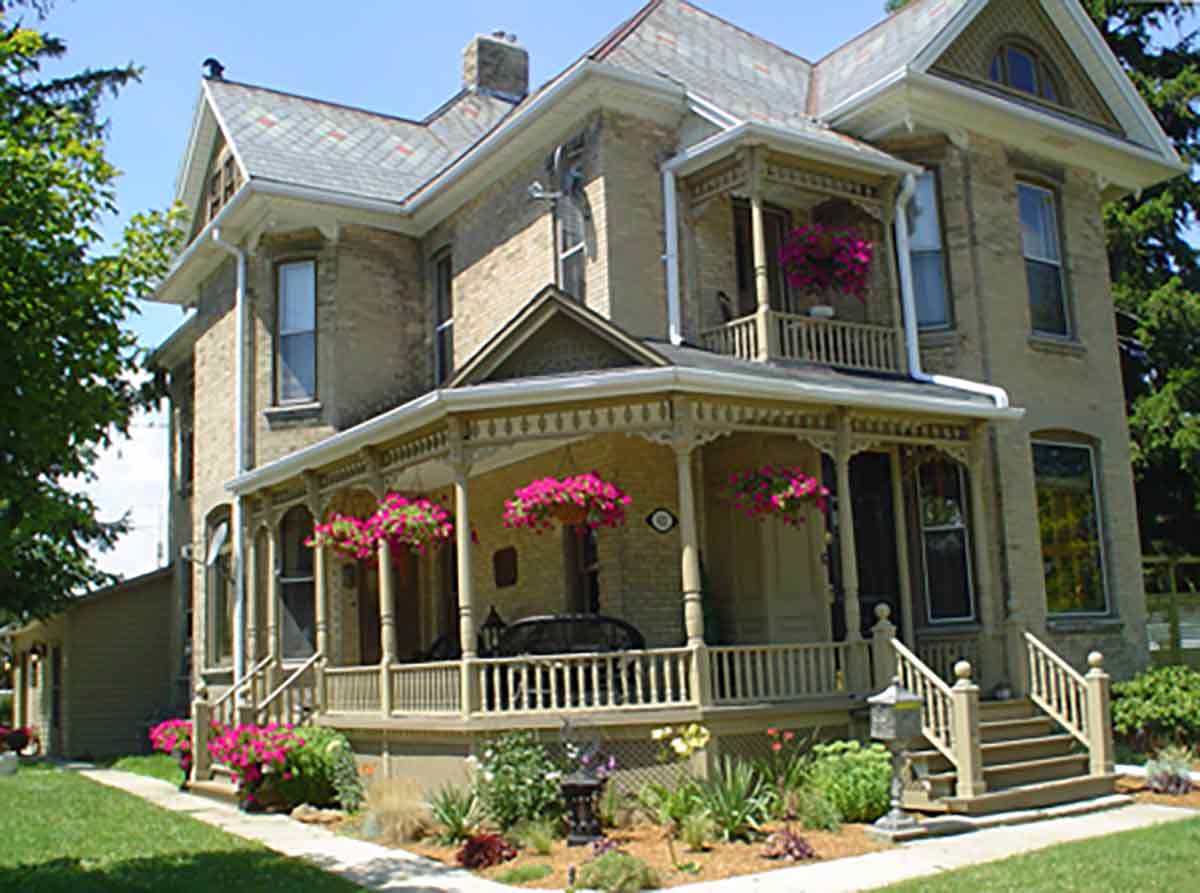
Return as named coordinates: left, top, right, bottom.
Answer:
left=280, top=506, right=316, bottom=658
left=907, top=172, right=951, bottom=329
left=1033, top=441, right=1107, bottom=615
left=917, top=460, right=974, bottom=622
left=559, top=197, right=586, bottom=302
left=206, top=510, right=233, bottom=664
left=276, top=260, right=317, bottom=402
left=1017, top=182, right=1069, bottom=336
left=434, top=251, right=454, bottom=385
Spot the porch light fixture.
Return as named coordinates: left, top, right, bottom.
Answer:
left=479, top=606, right=506, bottom=657
left=867, top=677, right=923, bottom=841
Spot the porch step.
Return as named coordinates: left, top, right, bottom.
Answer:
left=980, top=716, right=1058, bottom=742
left=937, top=774, right=1121, bottom=816
left=188, top=778, right=239, bottom=805
left=978, top=698, right=1038, bottom=721
left=924, top=753, right=1091, bottom=798
left=911, top=733, right=1079, bottom=774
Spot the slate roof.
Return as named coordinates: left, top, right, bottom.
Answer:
left=651, top=339, right=999, bottom=409
left=811, top=0, right=969, bottom=116
left=205, top=79, right=518, bottom=205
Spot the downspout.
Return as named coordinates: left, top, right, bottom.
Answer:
left=211, top=228, right=249, bottom=688
left=894, top=173, right=1010, bottom=408
left=662, top=162, right=684, bottom=345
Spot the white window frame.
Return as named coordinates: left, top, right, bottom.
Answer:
left=557, top=196, right=586, bottom=302
left=205, top=515, right=233, bottom=668
left=275, top=259, right=317, bottom=403
left=908, top=171, right=952, bottom=331
left=279, top=506, right=317, bottom=660
left=433, top=251, right=454, bottom=386
left=917, top=461, right=976, bottom=625
left=1031, top=439, right=1110, bottom=617
left=1017, top=182, right=1070, bottom=337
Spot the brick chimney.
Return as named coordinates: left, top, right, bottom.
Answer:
left=462, top=31, right=529, bottom=101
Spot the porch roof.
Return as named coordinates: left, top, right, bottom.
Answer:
left=226, top=355, right=1022, bottom=497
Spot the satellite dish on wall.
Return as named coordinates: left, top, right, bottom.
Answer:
left=206, top=521, right=229, bottom=566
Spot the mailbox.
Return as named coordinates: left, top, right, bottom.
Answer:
left=868, top=677, right=923, bottom=745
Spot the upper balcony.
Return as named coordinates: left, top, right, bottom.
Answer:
left=680, top=144, right=909, bottom=376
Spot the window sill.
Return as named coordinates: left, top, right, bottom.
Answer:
left=1028, top=334, right=1086, bottom=357
left=264, top=402, right=323, bottom=428
left=1046, top=617, right=1123, bottom=635
left=916, top=622, right=981, bottom=636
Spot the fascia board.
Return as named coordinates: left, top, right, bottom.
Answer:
left=201, top=79, right=250, bottom=184
left=226, top=367, right=1021, bottom=496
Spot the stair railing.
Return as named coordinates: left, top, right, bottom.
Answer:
left=1023, top=631, right=1114, bottom=776
left=256, top=651, right=323, bottom=727
left=892, top=638, right=986, bottom=798
left=191, top=654, right=273, bottom=782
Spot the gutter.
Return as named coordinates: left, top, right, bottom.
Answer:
left=893, top=172, right=1010, bottom=409
left=210, top=228, right=249, bottom=687
left=227, top=366, right=1021, bottom=496
left=154, top=183, right=253, bottom=303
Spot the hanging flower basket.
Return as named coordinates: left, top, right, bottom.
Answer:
left=503, top=473, right=631, bottom=534
left=306, top=514, right=374, bottom=560
left=367, top=493, right=458, bottom=555
left=727, top=466, right=830, bottom=528
left=779, top=223, right=873, bottom=303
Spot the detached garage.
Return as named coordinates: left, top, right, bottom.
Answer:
left=8, top=566, right=177, bottom=759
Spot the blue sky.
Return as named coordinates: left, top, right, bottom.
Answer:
left=38, top=0, right=907, bottom=349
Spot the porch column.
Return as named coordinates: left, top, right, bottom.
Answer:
left=889, top=448, right=916, bottom=648
left=378, top=538, right=396, bottom=717
left=675, top=444, right=705, bottom=648
left=245, top=523, right=259, bottom=672
left=748, top=147, right=774, bottom=361
left=451, top=439, right=479, bottom=718
left=836, top=411, right=868, bottom=692
left=265, top=515, right=282, bottom=676
left=967, top=423, right=997, bottom=642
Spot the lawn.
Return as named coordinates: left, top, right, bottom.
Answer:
left=0, top=765, right=362, bottom=892
left=876, top=815, right=1200, bottom=893
left=105, top=752, right=187, bottom=786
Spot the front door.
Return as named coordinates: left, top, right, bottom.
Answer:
left=761, top=515, right=830, bottom=643
left=359, top=548, right=421, bottom=663
left=827, top=451, right=901, bottom=639
left=358, top=562, right=381, bottom=665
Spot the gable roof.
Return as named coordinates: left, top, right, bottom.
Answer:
left=194, top=79, right=519, bottom=208
left=448, top=285, right=670, bottom=388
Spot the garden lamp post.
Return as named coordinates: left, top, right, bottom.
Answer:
left=868, top=676, right=922, bottom=839
left=560, top=769, right=605, bottom=846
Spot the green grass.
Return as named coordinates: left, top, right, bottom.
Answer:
left=876, top=816, right=1200, bottom=892
left=0, top=765, right=362, bottom=891
left=105, top=753, right=187, bottom=785
left=496, top=863, right=553, bottom=884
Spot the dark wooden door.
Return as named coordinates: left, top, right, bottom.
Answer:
left=358, top=562, right=381, bottom=665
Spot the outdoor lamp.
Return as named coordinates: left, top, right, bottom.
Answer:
left=479, top=606, right=506, bottom=657
left=561, top=768, right=605, bottom=846
left=868, top=676, right=923, bottom=838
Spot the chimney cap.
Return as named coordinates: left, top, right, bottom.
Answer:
left=202, top=58, right=225, bottom=80
left=490, top=30, right=519, bottom=44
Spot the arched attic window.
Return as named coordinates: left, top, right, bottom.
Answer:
left=989, top=42, right=1063, bottom=105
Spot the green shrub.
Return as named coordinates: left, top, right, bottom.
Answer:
left=497, top=864, right=553, bottom=885
left=1113, top=665, right=1200, bottom=750
left=680, top=810, right=714, bottom=852
left=573, top=850, right=658, bottom=893
left=635, top=777, right=701, bottom=834
left=598, top=781, right=636, bottom=829
left=427, top=782, right=482, bottom=845
left=1146, top=745, right=1195, bottom=795
left=474, top=732, right=563, bottom=830
left=805, top=740, right=890, bottom=823
left=513, top=818, right=558, bottom=855
left=0, top=692, right=12, bottom=727
left=269, top=725, right=364, bottom=811
left=795, top=787, right=841, bottom=832
left=694, top=756, right=770, bottom=842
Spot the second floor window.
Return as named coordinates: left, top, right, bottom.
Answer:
left=1017, top=183, right=1068, bottom=337
left=434, top=252, right=453, bottom=386
left=559, top=197, right=586, bottom=302
left=277, top=260, right=317, bottom=403
left=907, top=172, right=950, bottom=329
left=990, top=44, right=1061, bottom=104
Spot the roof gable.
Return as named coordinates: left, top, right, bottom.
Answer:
left=448, top=286, right=669, bottom=388
left=931, top=0, right=1122, bottom=133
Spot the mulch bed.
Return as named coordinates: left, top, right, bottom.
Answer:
left=405, top=822, right=889, bottom=889
left=1117, top=775, right=1200, bottom=811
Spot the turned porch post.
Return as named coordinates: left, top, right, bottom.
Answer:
left=378, top=538, right=397, bottom=717
left=835, top=411, right=868, bottom=691
left=305, top=474, right=329, bottom=712
left=245, top=521, right=259, bottom=672
left=748, top=147, right=775, bottom=361
left=449, top=420, right=478, bottom=718
left=889, top=448, right=916, bottom=648
left=967, top=422, right=998, bottom=641
left=670, top=399, right=711, bottom=706
left=265, top=515, right=282, bottom=679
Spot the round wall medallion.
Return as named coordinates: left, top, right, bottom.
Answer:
left=647, top=508, right=678, bottom=533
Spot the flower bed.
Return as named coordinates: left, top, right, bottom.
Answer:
left=727, top=466, right=829, bottom=527
left=149, top=718, right=196, bottom=785
left=503, top=473, right=631, bottom=534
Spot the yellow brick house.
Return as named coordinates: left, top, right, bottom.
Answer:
left=147, top=0, right=1184, bottom=813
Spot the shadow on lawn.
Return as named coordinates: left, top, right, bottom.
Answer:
left=0, top=849, right=365, bottom=893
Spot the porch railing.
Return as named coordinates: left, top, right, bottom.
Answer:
left=699, top=310, right=903, bottom=373
left=916, top=634, right=981, bottom=686
left=210, top=654, right=274, bottom=728
left=474, top=648, right=695, bottom=716
left=699, top=315, right=758, bottom=359
left=893, top=638, right=958, bottom=763
left=325, top=665, right=381, bottom=714
left=1022, top=631, right=1115, bottom=776
left=392, top=661, right=461, bottom=714
left=708, top=642, right=850, bottom=704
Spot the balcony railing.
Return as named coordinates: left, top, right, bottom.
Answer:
left=700, top=310, right=904, bottom=375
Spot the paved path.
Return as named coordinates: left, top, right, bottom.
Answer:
left=79, top=768, right=1195, bottom=893
left=80, top=769, right=511, bottom=893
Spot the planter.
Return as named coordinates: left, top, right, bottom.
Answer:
left=808, top=304, right=836, bottom=319
left=548, top=503, right=589, bottom=526
left=504, top=473, right=631, bottom=534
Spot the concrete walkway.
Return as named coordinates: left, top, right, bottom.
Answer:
left=79, top=768, right=1195, bottom=893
